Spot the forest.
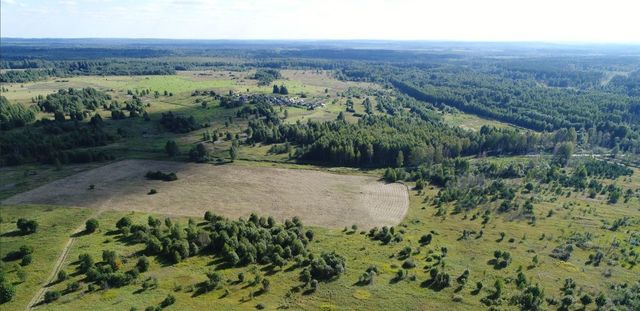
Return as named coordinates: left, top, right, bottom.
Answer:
left=1, top=40, right=639, bottom=311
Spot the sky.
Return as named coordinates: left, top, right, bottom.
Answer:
left=1, top=0, right=639, bottom=43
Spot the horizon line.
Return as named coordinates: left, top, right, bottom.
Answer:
left=3, top=37, right=640, bottom=46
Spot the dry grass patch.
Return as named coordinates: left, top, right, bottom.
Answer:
left=2, top=160, right=409, bottom=228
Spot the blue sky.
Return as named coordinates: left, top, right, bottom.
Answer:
left=1, top=0, right=639, bottom=42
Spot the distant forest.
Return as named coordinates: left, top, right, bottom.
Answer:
left=2, top=39, right=639, bottom=157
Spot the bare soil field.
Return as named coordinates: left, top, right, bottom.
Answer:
left=2, top=160, right=409, bottom=228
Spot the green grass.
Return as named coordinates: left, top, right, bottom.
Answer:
left=0, top=163, right=108, bottom=201
left=2, top=165, right=637, bottom=310
left=0, top=205, right=95, bottom=311
left=2, top=72, right=639, bottom=310
left=1, top=70, right=373, bottom=167
left=442, top=111, right=519, bottom=132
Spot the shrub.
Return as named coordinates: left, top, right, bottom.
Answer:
left=261, top=278, right=270, bottom=292
left=85, top=218, right=99, bottom=233
left=457, top=269, right=469, bottom=286
left=20, top=245, right=33, bottom=256
left=550, top=244, right=573, bottom=261
left=16, top=269, right=27, bottom=283
left=78, top=253, right=95, bottom=273
left=160, top=294, right=175, bottom=308
left=309, top=251, right=346, bottom=280
left=57, top=270, right=67, bottom=282
left=66, top=281, right=80, bottom=292
left=142, top=277, right=158, bottom=290
left=310, top=279, right=318, bottom=291
left=205, top=271, right=222, bottom=291
left=160, top=112, right=199, bottom=133
left=5, top=245, right=34, bottom=261
left=148, top=189, right=157, bottom=195
left=0, top=282, right=16, bottom=303
left=419, top=234, right=432, bottom=245
left=20, top=254, right=32, bottom=266
left=428, top=267, right=451, bottom=290
left=402, top=259, right=416, bottom=269
left=116, top=217, right=132, bottom=230
left=358, top=269, right=376, bottom=285
left=512, top=283, right=545, bottom=310
left=137, top=256, right=150, bottom=272
left=145, top=171, right=178, bottom=181
left=305, top=230, right=314, bottom=241
left=165, top=140, right=180, bottom=157
left=44, top=290, right=61, bottom=303
left=580, top=294, right=592, bottom=307
left=492, top=250, right=512, bottom=269
left=16, top=218, right=38, bottom=234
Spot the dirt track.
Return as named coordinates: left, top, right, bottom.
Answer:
left=2, top=160, right=409, bottom=228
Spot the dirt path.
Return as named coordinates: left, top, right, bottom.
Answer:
left=25, top=210, right=103, bottom=310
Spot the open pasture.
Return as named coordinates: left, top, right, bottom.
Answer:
left=2, top=160, right=409, bottom=229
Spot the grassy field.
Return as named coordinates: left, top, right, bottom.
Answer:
left=3, top=160, right=409, bottom=229
left=441, top=110, right=518, bottom=132
left=0, top=205, right=95, bottom=311
left=1, top=164, right=638, bottom=310
left=2, top=70, right=639, bottom=310
left=1, top=70, right=376, bottom=105
left=1, top=70, right=378, bottom=167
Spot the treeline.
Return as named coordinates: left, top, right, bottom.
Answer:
left=0, top=115, right=115, bottom=166
left=328, top=59, right=640, bottom=154
left=246, top=101, right=553, bottom=168
left=0, top=96, right=36, bottom=130
left=0, top=69, right=59, bottom=83
left=0, top=61, right=176, bottom=83
left=387, top=70, right=640, bottom=153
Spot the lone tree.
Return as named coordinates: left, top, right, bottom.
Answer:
left=189, top=143, right=208, bottom=162
left=116, top=217, right=132, bottom=231
left=44, top=290, right=61, bottom=303
left=230, top=143, right=238, bottom=162
left=137, top=256, right=150, bottom=272
left=165, top=140, right=180, bottom=157
left=0, top=282, right=16, bottom=303
left=85, top=218, right=99, bottom=233
left=553, top=142, right=574, bottom=167
left=395, top=150, right=404, bottom=168
left=16, top=218, right=38, bottom=234
left=272, top=85, right=280, bottom=94
left=57, top=270, right=67, bottom=282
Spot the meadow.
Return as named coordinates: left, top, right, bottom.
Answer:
left=1, top=60, right=639, bottom=311
left=1, top=164, right=638, bottom=310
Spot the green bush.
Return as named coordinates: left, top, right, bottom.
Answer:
left=85, top=218, right=99, bottom=233
left=44, top=290, right=61, bottom=303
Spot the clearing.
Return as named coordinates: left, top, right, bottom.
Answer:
left=2, top=160, right=409, bottom=229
